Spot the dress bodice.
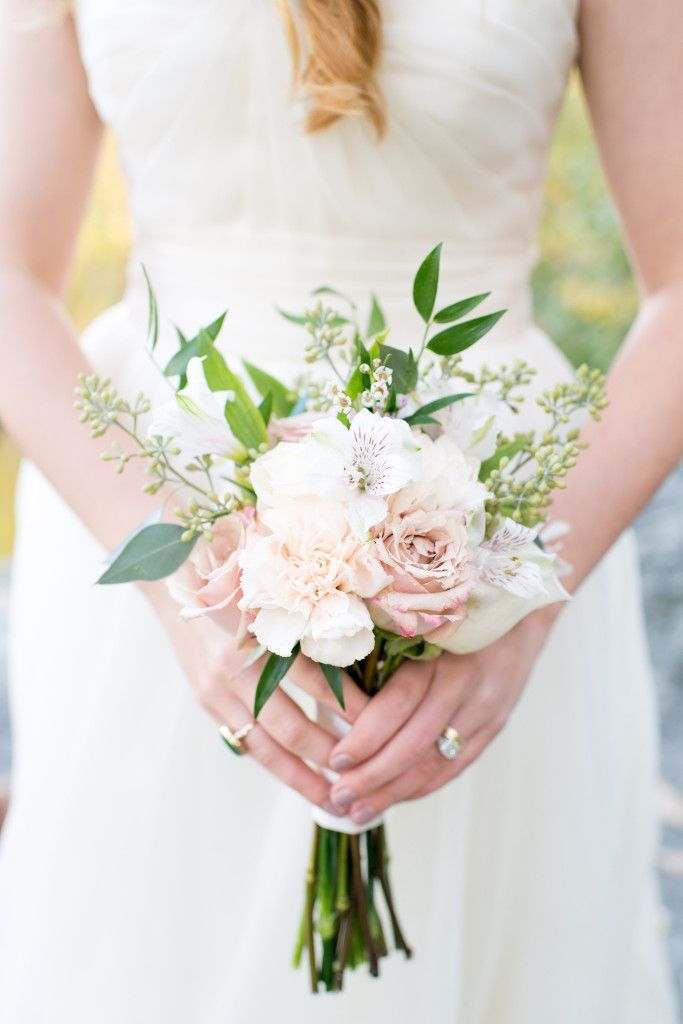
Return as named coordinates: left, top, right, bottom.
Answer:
left=71, top=0, right=580, bottom=384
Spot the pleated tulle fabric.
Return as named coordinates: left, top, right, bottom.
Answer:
left=0, top=1, right=678, bottom=1021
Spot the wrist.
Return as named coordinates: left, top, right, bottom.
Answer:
left=515, top=600, right=563, bottom=653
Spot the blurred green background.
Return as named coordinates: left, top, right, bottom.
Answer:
left=0, top=77, right=636, bottom=556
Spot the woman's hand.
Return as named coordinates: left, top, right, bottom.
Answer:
left=154, top=588, right=368, bottom=816
left=326, top=609, right=558, bottom=825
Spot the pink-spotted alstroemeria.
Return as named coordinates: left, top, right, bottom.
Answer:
left=303, top=408, right=422, bottom=538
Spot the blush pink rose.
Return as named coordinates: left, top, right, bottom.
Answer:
left=370, top=507, right=479, bottom=644
left=167, top=508, right=256, bottom=645
left=268, top=411, right=321, bottom=444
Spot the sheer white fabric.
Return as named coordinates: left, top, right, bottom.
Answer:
left=0, top=1, right=678, bottom=1020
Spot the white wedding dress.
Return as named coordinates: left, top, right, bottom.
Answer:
left=0, top=1, right=678, bottom=1021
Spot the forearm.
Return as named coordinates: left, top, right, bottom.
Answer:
left=0, top=269, right=159, bottom=552
left=545, top=279, right=683, bottom=601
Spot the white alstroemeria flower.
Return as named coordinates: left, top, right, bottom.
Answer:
left=437, top=517, right=569, bottom=655
left=478, top=519, right=547, bottom=598
left=147, top=357, right=245, bottom=463
left=303, top=409, right=422, bottom=537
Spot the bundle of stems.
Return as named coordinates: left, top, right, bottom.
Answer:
left=292, top=822, right=412, bottom=992
left=293, top=641, right=413, bottom=993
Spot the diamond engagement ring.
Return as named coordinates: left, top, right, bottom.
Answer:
left=437, top=726, right=463, bottom=761
left=219, top=722, right=255, bottom=756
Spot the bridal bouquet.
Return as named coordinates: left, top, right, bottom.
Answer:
left=76, top=245, right=607, bottom=992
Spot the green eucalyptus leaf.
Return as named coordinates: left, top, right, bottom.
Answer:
left=366, top=293, right=386, bottom=337
left=142, top=265, right=160, bottom=353
left=290, top=394, right=309, bottom=415
left=242, top=360, right=297, bottom=417
left=404, top=392, right=475, bottom=426
left=426, top=310, right=506, bottom=356
left=413, top=243, right=442, bottom=323
left=320, top=664, right=345, bottom=710
left=479, top=436, right=529, bottom=480
left=378, top=343, right=417, bottom=395
left=433, top=292, right=490, bottom=324
left=103, top=507, right=163, bottom=566
left=163, top=312, right=227, bottom=377
left=254, top=644, right=301, bottom=717
left=98, top=524, right=198, bottom=585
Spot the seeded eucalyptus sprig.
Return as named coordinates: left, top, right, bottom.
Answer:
left=481, top=364, right=608, bottom=528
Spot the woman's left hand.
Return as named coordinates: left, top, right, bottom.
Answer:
left=326, top=608, right=558, bottom=825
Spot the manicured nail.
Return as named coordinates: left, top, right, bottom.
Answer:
left=322, top=800, right=345, bottom=817
left=330, top=753, right=355, bottom=773
left=350, top=805, right=377, bottom=826
left=331, top=787, right=356, bottom=811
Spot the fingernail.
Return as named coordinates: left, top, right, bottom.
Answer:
left=350, top=805, right=377, bottom=826
left=322, top=800, right=345, bottom=817
left=330, top=753, right=355, bottom=773
left=331, top=787, right=356, bottom=811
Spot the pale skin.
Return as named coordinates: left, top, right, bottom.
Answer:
left=0, top=0, right=682, bottom=826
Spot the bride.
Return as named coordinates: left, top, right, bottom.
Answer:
left=0, top=0, right=681, bottom=1021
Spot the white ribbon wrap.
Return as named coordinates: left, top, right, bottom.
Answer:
left=310, top=704, right=384, bottom=834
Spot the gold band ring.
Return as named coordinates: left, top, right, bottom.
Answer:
left=219, top=722, right=255, bottom=757
left=437, top=726, right=463, bottom=761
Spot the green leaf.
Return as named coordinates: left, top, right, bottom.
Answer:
left=242, top=360, right=297, bottom=418
left=346, top=335, right=372, bottom=400
left=319, top=664, right=345, bottom=710
left=197, top=334, right=268, bottom=450
left=479, top=436, right=529, bottom=480
left=276, top=307, right=308, bottom=326
left=433, top=292, right=490, bottom=324
left=141, top=265, right=160, bottom=353
left=366, top=293, right=386, bottom=337
left=103, top=507, right=163, bottom=566
left=404, top=392, right=475, bottom=426
left=197, top=329, right=234, bottom=390
left=312, top=285, right=357, bottom=311
left=258, top=390, right=273, bottom=425
left=413, top=243, right=442, bottom=323
left=174, top=326, right=190, bottom=389
left=426, top=310, right=506, bottom=356
left=378, top=343, right=417, bottom=394
left=97, top=524, right=198, bottom=584
left=254, top=644, right=300, bottom=717
left=163, top=312, right=227, bottom=378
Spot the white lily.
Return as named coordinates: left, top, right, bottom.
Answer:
left=438, top=517, right=570, bottom=654
left=303, top=409, right=422, bottom=537
left=147, top=357, right=245, bottom=463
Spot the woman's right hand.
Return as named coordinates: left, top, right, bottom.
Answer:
left=155, top=593, right=369, bottom=815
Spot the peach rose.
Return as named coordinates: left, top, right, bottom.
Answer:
left=370, top=506, right=479, bottom=644
left=167, top=508, right=255, bottom=645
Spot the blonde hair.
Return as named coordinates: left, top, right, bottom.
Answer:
left=276, top=0, right=386, bottom=138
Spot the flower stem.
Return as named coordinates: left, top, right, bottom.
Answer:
left=374, top=825, right=413, bottom=958
left=349, top=834, right=379, bottom=976
left=362, top=637, right=383, bottom=694
left=306, top=825, right=321, bottom=993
